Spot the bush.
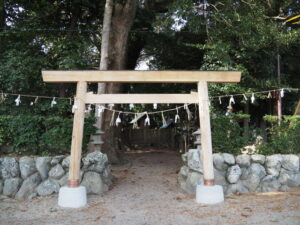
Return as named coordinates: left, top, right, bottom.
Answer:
left=258, top=115, right=300, bottom=155
left=0, top=115, right=96, bottom=155
left=211, top=114, right=247, bottom=155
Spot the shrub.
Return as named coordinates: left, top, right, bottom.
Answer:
left=258, top=115, right=300, bottom=155
left=0, top=115, right=96, bottom=155
left=211, top=114, right=247, bottom=155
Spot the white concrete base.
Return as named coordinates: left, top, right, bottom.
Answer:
left=196, top=185, right=224, bottom=204
left=58, top=186, right=87, bottom=208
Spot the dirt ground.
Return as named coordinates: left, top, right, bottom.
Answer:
left=1, top=149, right=300, bottom=225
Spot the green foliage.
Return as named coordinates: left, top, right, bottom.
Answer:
left=259, top=116, right=300, bottom=154
left=211, top=114, right=247, bottom=155
left=0, top=115, right=96, bottom=155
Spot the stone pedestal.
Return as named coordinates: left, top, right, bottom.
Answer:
left=58, top=186, right=87, bottom=208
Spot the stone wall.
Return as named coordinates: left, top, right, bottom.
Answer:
left=178, top=149, right=300, bottom=195
left=0, top=151, right=112, bottom=200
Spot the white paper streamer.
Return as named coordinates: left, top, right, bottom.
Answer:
left=72, top=104, right=78, bottom=113
left=144, top=113, right=150, bottom=126
left=51, top=97, right=57, bottom=107
left=229, top=95, right=235, bottom=105
left=97, top=105, right=104, bottom=117
left=129, top=103, right=134, bottom=110
left=30, top=101, right=34, bottom=106
left=267, top=92, right=272, bottom=98
left=87, top=104, right=92, bottom=114
left=185, top=104, right=192, bottom=121
left=153, top=103, right=157, bottom=109
left=219, top=97, right=222, bottom=104
left=161, top=112, right=167, bottom=127
left=251, top=93, right=255, bottom=104
left=280, top=88, right=284, bottom=98
left=175, top=107, right=180, bottom=123
left=15, top=95, right=21, bottom=106
left=243, top=94, right=248, bottom=101
left=108, top=104, right=114, bottom=110
left=115, top=113, right=122, bottom=126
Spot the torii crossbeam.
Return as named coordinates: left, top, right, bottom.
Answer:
left=42, top=70, right=241, bottom=207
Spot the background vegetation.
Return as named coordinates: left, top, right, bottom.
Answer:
left=0, top=0, right=299, bottom=155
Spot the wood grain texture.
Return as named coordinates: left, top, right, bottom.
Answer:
left=68, top=81, right=87, bottom=187
left=42, top=70, right=241, bottom=83
left=198, top=81, right=214, bottom=183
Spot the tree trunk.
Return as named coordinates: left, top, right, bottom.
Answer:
left=97, top=0, right=138, bottom=163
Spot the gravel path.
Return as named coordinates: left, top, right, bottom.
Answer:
left=1, top=149, right=300, bottom=225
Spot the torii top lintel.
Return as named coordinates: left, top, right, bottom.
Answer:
left=42, top=70, right=241, bottom=83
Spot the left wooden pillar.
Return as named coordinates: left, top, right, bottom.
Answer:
left=68, top=81, right=87, bottom=187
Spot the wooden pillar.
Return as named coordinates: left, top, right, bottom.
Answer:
left=198, top=81, right=214, bottom=186
left=68, top=81, right=87, bottom=187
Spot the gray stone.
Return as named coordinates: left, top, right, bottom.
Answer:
left=36, top=179, right=60, bottom=196
left=49, top=164, right=65, bottom=180
left=185, top=171, right=203, bottom=194
left=179, top=166, right=189, bottom=178
left=28, top=192, right=38, bottom=200
left=236, top=154, right=251, bottom=168
left=101, top=165, right=112, bottom=186
left=226, top=165, right=242, bottom=184
left=83, top=152, right=108, bottom=173
left=260, top=175, right=281, bottom=192
left=81, top=171, right=108, bottom=194
left=181, top=153, right=188, bottom=164
left=278, top=169, right=295, bottom=184
left=279, top=185, right=292, bottom=192
left=19, top=157, right=37, bottom=179
left=265, top=155, right=282, bottom=177
left=249, top=163, right=266, bottom=179
left=15, top=173, right=42, bottom=200
left=242, top=175, right=261, bottom=192
left=213, top=153, right=228, bottom=171
left=50, top=155, right=65, bottom=166
left=186, top=149, right=203, bottom=172
left=240, top=167, right=250, bottom=180
left=226, top=181, right=249, bottom=195
left=222, top=153, right=235, bottom=165
left=281, top=155, right=299, bottom=172
left=36, top=157, right=51, bottom=180
left=61, top=156, right=70, bottom=168
left=0, top=179, right=3, bottom=194
left=286, top=174, right=300, bottom=188
left=58, top=174, right=68, bottom=187
left=251, top=154, right=266, bottom=164
left=3, top=178, right=22, bottom=197
left=1, top=157, right=20, bottom=179
left=214, top=168, right=228, bottom=187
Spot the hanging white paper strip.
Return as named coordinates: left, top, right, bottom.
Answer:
left=267, top=92, right=272, bottom=98
left=243, top=94, right=248, bottom=101
left=161, top=112, right=167, bottom=127
left=229, top=95, right=235, bottom=105
left=15, top=95, right=21, bottom=106
left=108, top=104, right=114, bottom=110
left=145, top=113, right=150, bottom=126
left=251, top=93, right=255, bottom=104
left=219, top=96, right=222, bottom=104
left=116, top=113, right=122, bottom=126
left=153, top=103, right=157, bottom=109
left=280, top=88, right=284, bottom=98
left=175, top=107, right=180, bottom=123
left=51, top=97, right=57, bottom=107
left=129, top=103, right=134, bottom=110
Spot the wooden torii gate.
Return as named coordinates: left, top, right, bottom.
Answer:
left=42, top=70, right=241, bottom=207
